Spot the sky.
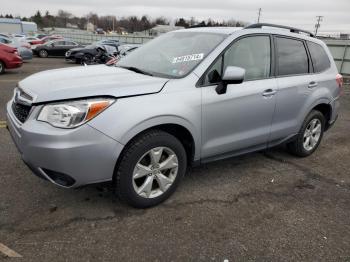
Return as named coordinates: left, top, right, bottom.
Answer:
left=2, top=0, right=350, bottom=34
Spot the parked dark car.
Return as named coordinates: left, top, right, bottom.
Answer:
left=33, top=40, right=80, bottom=58
left=65, top=44, right=117, bottom=64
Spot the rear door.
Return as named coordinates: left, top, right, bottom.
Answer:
left=269, top=36, right=313, bottom=144
left=49, top=41, right=66, bottom=56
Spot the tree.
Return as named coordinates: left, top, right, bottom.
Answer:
left=57, top=9, right=72, bottom=27
left=175, top=18, right=189, bottom=28
left=155, top=16, right=169, bottom=25
left=32, top=10, right=43, bottom=28
left=140, top=15, right=151, bottom=31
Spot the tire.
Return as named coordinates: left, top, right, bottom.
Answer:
left=0, top=61, right=5, bottom=74
left=114, top=130, right=187, bottom=208
left=38, top=49, right=48, bottom=58
left=287, top=110, right=325, bottom=157
left=81, top=54, right=93, bottom=65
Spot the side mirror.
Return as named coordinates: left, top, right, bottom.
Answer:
left=216, top=66, right=245, bottom=95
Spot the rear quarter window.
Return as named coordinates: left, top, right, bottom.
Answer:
left=307, top=41, right=331, bottom=73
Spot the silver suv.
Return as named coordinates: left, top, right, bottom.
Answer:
left=7, top=24, right=343, bottom=207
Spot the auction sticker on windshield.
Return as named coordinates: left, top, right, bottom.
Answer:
left=172, top=53, right=204, bottom=64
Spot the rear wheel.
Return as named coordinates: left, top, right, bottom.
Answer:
left=114, top=130, right=187, bottom=208
left=0, top=61, right=4, bottom=74
left=287, top=110, right=325, bottom=157
left=38, top=49, right=48, bottom=58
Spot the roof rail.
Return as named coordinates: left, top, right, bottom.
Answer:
left=245, top=23, right=315, bottom=37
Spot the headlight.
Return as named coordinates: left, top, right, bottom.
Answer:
left=37, top=98, right=115, bottom=128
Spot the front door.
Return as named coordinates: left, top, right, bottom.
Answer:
left=201, top=35, right=277, bottom=160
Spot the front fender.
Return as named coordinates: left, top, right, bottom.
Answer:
left=121, top=114, right=198, bottom=147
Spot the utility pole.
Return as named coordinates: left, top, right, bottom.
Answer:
left=315, top=16, right=323, bottom=36
left=257, top=8, right=262, bottom=23
left=112, top=17, right=115, bottom=32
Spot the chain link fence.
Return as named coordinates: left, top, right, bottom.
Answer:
left=46, top=28, right=153, bottom=45
left=323, top=39, right=350, bottom=81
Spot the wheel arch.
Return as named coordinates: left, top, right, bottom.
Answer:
left=119, top=119, right=199, bottom=166
left=298, top=95, right=332, bottom=131
left=312, top=103, right=332, bottom=130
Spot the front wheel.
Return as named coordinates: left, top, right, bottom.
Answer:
left=114, top=130, right=187, bottom=208
left=81, top=54, right=94, bottom=65
left=287, top=110, right=325, bottom=157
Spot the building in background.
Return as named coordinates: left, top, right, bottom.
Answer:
left=0, top=18, right=22, bottom=34
left=86, top=22, right=95, bottom=32
left=0, top=18, right=37, bottom=35
left=21, top=21, right=38, bottom=34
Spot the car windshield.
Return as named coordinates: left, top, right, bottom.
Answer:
left=117, top=31, right=226, bottom=78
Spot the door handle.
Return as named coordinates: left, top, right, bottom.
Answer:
left=308, top=81, right=318, bottom=89
left=262, top=89, right=277, bottom=97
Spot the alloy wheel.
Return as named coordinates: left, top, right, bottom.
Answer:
left=39, top=50, right=48, bottom=58
left=132, top=147, right=179, bottom=198
left=303, top=118, right=322, bottom=151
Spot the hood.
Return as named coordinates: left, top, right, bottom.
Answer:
left=19, top=65, right=169, bottom=103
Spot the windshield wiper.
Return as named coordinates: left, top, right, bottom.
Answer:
left=118, top=66, right=153, bottom=76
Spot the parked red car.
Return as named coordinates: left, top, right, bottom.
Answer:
left=29, top=35, right=63, bottom=46
left=0, top=43, right=23, bottom=74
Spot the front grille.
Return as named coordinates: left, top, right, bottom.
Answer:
left=12, top=101, right=32, bottom=123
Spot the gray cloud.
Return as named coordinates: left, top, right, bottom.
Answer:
left=2, top=0, right=350, bottom=33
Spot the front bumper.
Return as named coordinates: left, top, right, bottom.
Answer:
left=6, top=100, right=124, bottom=188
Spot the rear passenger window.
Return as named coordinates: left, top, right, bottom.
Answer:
left=276, top=37, right=309, bottom=76
left=307, top=41, right=331, bottom=72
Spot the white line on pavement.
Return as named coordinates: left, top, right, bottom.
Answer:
left=0, top=243, right=22, bottom=258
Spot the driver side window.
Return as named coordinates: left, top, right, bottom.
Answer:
left=202, top=35, right=271, bottom=85
left=224, top=36, right=271, bottom=81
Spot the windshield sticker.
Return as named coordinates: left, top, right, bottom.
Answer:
left=172, top=53, right=204, bottom=64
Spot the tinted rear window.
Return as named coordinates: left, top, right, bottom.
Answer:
left=276, top=37, right=309, bottom=76
left=307, top=41, right=331, bottom=73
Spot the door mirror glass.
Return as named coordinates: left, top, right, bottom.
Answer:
left=222, top=66, right=245, bottom=84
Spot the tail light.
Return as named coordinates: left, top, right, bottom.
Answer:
left=336, top=74, right=344, bottom=96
